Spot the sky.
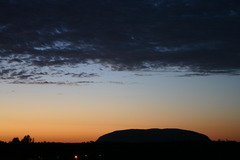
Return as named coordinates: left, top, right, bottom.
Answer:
left=0, top=0, right=240, bottom=142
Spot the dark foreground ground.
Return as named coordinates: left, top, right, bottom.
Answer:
left=0, top=141, right=239, bottom=160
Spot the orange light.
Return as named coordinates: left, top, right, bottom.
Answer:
left=74, top=155, right=78, bottom=159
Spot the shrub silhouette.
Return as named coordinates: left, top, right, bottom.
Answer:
left=11, top=137, right=20, bottom=143
left=21, top=135, right=34, bottom=143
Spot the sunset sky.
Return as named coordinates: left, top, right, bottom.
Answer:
left=1, top=0, right=240, bottom=142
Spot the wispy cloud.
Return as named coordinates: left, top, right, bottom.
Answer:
left=10, top=81, right=96, bottom=85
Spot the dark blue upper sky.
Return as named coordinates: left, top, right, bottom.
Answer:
left=0, top=0, right=240, bottom=83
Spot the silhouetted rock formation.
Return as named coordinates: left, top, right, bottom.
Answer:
left=97, top=128, right=211, bottom=143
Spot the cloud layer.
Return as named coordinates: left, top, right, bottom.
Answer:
left=0, top=0, right=240, bottom=83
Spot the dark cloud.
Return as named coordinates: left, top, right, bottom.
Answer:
left=9, top=79, right=127, bottom=85
left=0, top=0, right=240, bottom=81
left=0, top=54, right=100, bottom=84
left=69, top=72, right=99, bottom=78
left=10, top=80, right=95, bottom=85
left=0, top=68, right=33, bottom=80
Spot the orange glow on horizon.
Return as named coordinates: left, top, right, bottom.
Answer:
left=1, top=75, right=240, bottom=143
left=1, top=124, right=240, bottom=143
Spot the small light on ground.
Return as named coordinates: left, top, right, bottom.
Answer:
left=74, top=155, right=78, bottom=159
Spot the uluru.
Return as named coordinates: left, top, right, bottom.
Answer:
left=97, top=128, right=211, bottom=143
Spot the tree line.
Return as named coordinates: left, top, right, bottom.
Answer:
left=9, top=135, right=34, bottom=143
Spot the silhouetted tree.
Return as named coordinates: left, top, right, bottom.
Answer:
left=11, top=137, right=20, bottom=143
left=0, top=140, right=6, bottom=144
left=21, top=135, right=34, bottom=143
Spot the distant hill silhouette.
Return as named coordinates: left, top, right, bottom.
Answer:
left=97, top=128, right=211, bottom=143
